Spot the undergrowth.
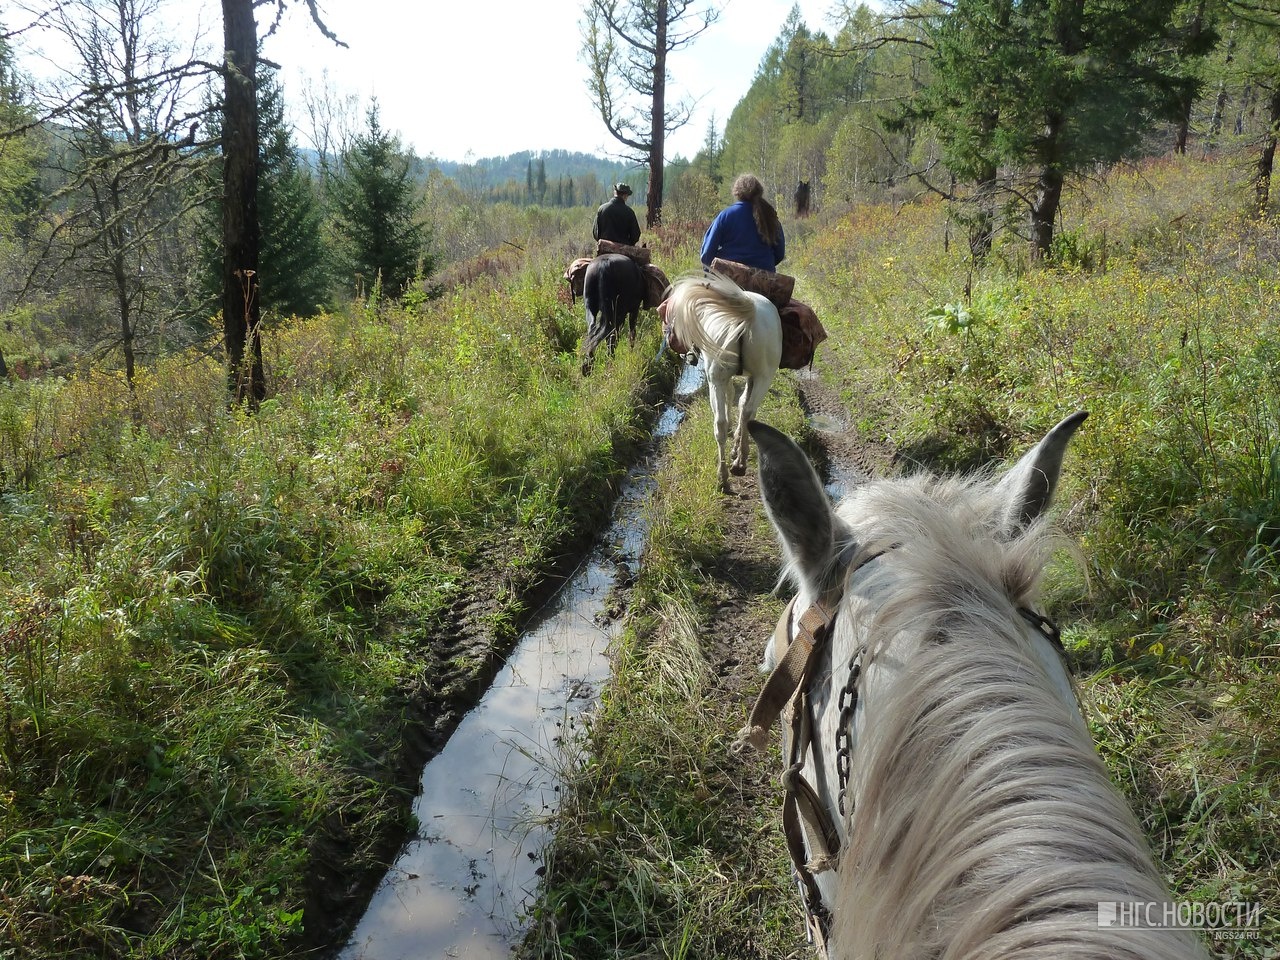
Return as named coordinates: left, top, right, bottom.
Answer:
left=0, top=252, right=669, bottom=958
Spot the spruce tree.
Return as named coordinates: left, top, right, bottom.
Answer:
left=198, top=68, right=331, bottom=320
left=257, top=73, right=331, bottom=317
left=327, top=102, right=432, bottom=297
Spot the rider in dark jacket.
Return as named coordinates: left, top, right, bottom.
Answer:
left=593, top=183, right=641, bottom=245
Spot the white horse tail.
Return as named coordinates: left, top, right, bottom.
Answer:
left=665, top=271, right=756, bottom=368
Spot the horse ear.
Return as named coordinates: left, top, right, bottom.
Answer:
left=992, top=410, right=1089, bottom=535
left=748, top=420, right=838, bottom=594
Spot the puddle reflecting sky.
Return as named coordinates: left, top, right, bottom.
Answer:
left=339, top=466, right=665, bottom=959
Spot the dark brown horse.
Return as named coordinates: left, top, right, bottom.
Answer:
left=581, top=254, right=645, bottom=374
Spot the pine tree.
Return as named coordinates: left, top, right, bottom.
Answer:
left=327, top=101, right=432, bottom=297
left=901, top=0, right=1202, bottom=258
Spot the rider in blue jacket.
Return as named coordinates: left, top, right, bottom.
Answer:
left=700, top=174, right=785, bottom=272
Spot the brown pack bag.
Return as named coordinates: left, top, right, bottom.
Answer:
left=597, top=239, right=652, bottom=265
left=778, top=299, right=827, bottom=370
left=657, top=299, right=690, bottom=355
left=642, top=264, right=670, bottom=309
left=564, top=257, right=593, bottom=300
left=710, top=257, right=795, bottom=308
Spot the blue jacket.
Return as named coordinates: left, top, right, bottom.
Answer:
left=700, top=201, right=785, bottom=272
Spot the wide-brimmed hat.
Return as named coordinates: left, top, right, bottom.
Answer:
left=615, top=183, right=633, bottom=195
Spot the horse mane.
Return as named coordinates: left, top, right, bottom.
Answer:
left=665, top=271, right=755, bottom=360
left=821, top=472, right=1206, bottom=960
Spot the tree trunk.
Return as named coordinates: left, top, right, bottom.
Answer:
left=1030, top=165, right=1064, bottom=260
left=1208, top=23, right=1237, bottom=146
left=222, top=0, right=264, bottom=406
left=969, top=176, right=997, bottom=262
left=114, top=250, right=135, bottom=387
left=646, top=0, right=667, bottom=228
left=1174, top=0, right=1206, bottom=154
left=1029, top=111, right=1066, bottom=260
left=1255, top=85, right=1280, bottom=216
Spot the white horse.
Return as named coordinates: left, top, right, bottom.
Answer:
left=664, top=272, right=782, bottom=492
left=740, top=414, right=1210, bottom=960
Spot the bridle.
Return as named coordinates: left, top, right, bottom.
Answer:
left=734, top=546, right=1065, bottom=952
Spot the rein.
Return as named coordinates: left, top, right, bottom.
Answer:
left=734, top=547, right=1065, bottom=951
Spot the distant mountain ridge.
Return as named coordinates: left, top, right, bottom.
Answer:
left=297, top=145, right=648, bottom=204
left=432, top=149, right=648, bottom=200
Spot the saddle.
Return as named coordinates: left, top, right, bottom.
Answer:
left=564, top=250, right=669, bottom=310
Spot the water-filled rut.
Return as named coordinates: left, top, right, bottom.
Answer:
left=339, top=362, right=703, bottom=959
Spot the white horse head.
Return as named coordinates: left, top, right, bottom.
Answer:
left=745, top=414, right=1209, bottom=960
left=663, top=272, right=783, bottom=491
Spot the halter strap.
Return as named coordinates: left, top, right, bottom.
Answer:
left=1018, top=606, right=1064, bottom=650
left=732, top=596, right=835, bottom=753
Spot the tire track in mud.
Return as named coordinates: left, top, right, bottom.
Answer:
left=305, top=360, right=688, bottom=957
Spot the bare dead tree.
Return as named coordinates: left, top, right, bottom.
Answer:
left=581, top=0, right=719, bottom=228
left=17, top=0, right=216, bottom=386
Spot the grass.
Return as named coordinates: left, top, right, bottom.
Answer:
left=0, top=250, right=674, bottom=958
left=522, top=387, right=812, bottom=960
left=530, top=151, right=1278, bottom=957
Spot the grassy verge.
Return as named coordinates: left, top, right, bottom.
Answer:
left=523, top=381, right=812, bottom=960
left=0, top=253, right=673, bottom=958
left=530, top=152, right=1277, bottom=956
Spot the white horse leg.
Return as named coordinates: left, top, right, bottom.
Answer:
left=730, top=372, right=774, bottom=475
left=707, top=366, right=733, bottom=492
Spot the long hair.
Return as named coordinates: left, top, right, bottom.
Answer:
left=733, top=173, right=782, bottom=248
left=823, top=474, right=1208, bottom=960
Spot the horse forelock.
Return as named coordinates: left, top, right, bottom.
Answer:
left=822, top=473, right=1205, bottom=960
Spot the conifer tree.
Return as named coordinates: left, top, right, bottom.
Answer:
left=327, top=102, right=433, bottom=297
left=256, top=73, right=330, bottom=316
left=199, top=68, right=330, bottom=320
left=898, top=0, right=1201, bottom=259
left=0, top=31, right=40, bottom=243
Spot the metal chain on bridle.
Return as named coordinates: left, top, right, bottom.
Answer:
left=833, top=655, right=862, bottom=817
left=736, top=543, right=1065, bottom=955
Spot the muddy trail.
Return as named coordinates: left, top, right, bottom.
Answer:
left=305, top=361, right=699, bottom=958
left=308, top=362, right=883, bottom=958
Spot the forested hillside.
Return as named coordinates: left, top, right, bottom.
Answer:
left=1, top=1, right=1278, bottom=957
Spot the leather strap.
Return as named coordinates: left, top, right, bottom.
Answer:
left=733, top=597, right=834, bottom=752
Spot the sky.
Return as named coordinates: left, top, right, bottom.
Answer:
left=252, top=0, right=843, bottom=164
